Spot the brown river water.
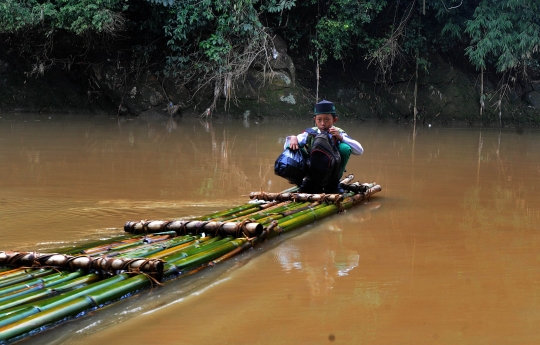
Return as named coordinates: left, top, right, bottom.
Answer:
left=1, top=113, right=539, bottom=345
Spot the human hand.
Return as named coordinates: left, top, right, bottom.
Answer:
left=328, top=127, right=343, bottom=141
left=289, top=136, right=299, bottom=150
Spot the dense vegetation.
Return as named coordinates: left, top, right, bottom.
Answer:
left=1, top=0, right=539, bottom=113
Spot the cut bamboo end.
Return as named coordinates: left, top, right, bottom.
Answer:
left=248, top=191, right=344, bottom=202
left=124, top=220, right=263, bottom=238
left=0, top=252, right=164, bottom=281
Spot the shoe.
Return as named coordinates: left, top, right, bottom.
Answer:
left=299, top=178, right=321, bottom=194
left=326, top=185, right=345, bottom=194
left=325, top=180, right=344, bottom=194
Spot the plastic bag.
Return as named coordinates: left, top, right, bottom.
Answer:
left=274, top=148, right=307, bottom=185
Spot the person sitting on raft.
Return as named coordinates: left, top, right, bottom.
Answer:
left=285, top=100, right=363, bottom=194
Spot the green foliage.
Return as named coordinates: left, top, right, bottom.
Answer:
left=264, top=0, right=295, bottom=13
left=199, top=34, right=232, bottom=63
left=158, top=0, right=272, bottom=110
left=311, top=0, right=387, bottom=63
left=0, top=0, right=126, bottom=34
left=0, top=1, right=38, bottom=32
left=162, top=0, right=261, bottom=68
left=465, top=0, right=540, bottom=73
left=2, top=0, right=540, bottom=112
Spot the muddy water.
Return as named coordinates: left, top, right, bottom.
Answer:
left=1, top=114, right=539, bottom=345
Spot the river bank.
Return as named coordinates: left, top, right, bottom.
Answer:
left=1, top=52, right=540, bottom=127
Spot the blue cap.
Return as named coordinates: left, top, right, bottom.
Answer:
left=314, top=100, right=336, bottom=116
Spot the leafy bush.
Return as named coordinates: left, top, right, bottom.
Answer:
left=1, top=0, right=539, bottom=114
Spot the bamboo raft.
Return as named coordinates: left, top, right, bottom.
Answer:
left=0, top=175, right=381, bottom=343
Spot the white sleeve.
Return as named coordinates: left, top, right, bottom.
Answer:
left=284, top=132, right=309, bottom=149
left=342, top=134, right=363, bottom=155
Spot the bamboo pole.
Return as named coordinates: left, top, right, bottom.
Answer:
left=146, top=236, right=213, bottom=259
left=83, top=234, right=181, bottom=256
left=0, top=269, right=28, bottom=279
left=255, top=202, right=320, bottom=225
left=0, top=271, right=80, bottom=297
left=160, top=237, right=233, bottom=263
left=340, top=174, right=355, bottom=186
left=0, top=269, right=55, bottom=289
left=211, top=201, right=290, bottom=222
left=248, top=192, right=344, bottom=203
left=260, top=200, right=338, bottom=229
left=7, top=237, right=246, bottom=332
left=0, top=252, right=164, bottom=280
left=196, top=203, right=261, bottom=220
left=0, top=274, right=154, bottom=341
left=164, top=238, right=247, bottom=275
left=0, top=235, right=239, bottom=329
left=111, top=235, right=199, bottom=258
left=53, top=234, right=139, bottom=255
left=124, top=219, right=263, bottom=238
left=263, top=184, right=382, bottom=238
left=0, top=268, right=49, bottom=283
left=0, top=272, right=98, bottom=312
left=225, top=201, right=310, bottom=224
left=0, top=273, right=131, bottom=326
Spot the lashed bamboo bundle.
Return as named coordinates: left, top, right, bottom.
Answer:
left=0, top=175, right=382, bottom=343
left=248, top=191, right=345, bottom=202
left=124, top=219, right=263, bottom=237
left=0, top=252, right=164, bottom=280
left=261, top=183, right=382, bottom=239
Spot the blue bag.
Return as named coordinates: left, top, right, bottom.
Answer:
left=274, top=148, right=307, bottom=186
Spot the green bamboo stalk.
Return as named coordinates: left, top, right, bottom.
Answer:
left=114, top=245, right=169, bottom=259
left=0, top=269, right=55, bottom=289
left=146, top=236, right=213, bottom=259
left=277, top=203, right=339, bottom=234
left=0, top=273, right=130, bottom=327
left=91, top=233, right=179, bottom=255
left=0, top=274, right=153, bottom=342
left=196, top=203, right=261, bottom=220
left=0, top=268, right=27, bottom=278
left=160, top=236, right=232, bottom=263
left=260, top=199, right=343, bottom=229
left=108, top=237, right=166, bottom=252
left=0, top=271, right=82, bottom=297
left=111, top=235, right=199, bottom=258
left=281, top=185, right=300, bottom=193
left=209, top=201, right=288, bottom=222
left=0, top=296, right=93, bottom=341
left=255, top=202, right=315, bottom=224
left=210, top=207, right=265, bottom=222
left=164, top=238, right=247, bottom=275
left=264, top=185, right=381, bottom=238
left=59, top=232, right=176, bottom=256
left=54, top=234, right=140, bottom=255
left=263, top=190, right=361, bottom=227
left=156, top=236, right=224, bottom=261
left=0, top=272, right=99, bottom=312
left=217, top=201, right=303, bottom=223
left=0, top=269, right=34, bottom=282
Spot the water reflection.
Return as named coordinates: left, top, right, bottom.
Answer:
left=273, top=201, right=381, bottom=299
left=274, top=243, right=303, bottom=272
